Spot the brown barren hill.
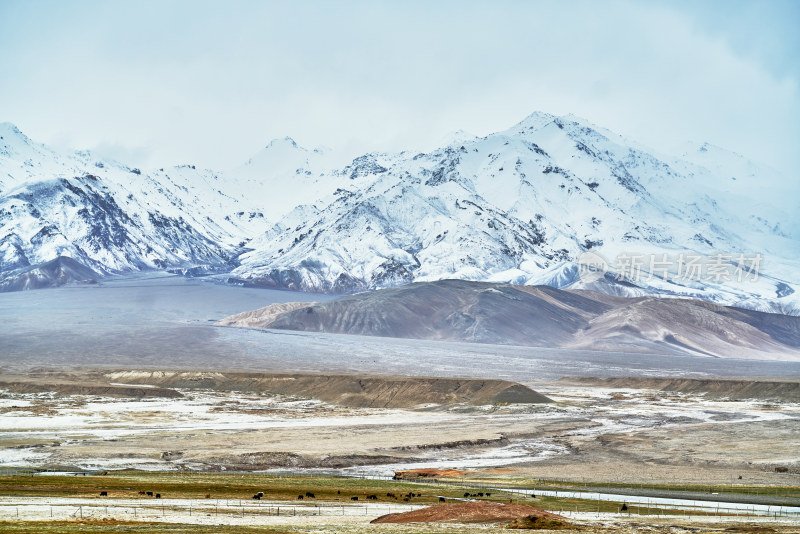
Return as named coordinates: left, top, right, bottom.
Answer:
left=103, top=370, right=552, bottom=407
left=219, top=279, right=800, bottom=360
left=216, top=301, right=316, bottom=328
left=371, top=501, right=568, bottom=524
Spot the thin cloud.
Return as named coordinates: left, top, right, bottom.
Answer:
left=0, top=0, right=797, bottom=179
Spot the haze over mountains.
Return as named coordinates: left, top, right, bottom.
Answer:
left=1, top=112, right=797, bottom=315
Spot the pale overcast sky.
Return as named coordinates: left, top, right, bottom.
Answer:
left=0, top=0, right=798, bottom=177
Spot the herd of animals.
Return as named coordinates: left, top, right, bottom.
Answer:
left=94, top=489, right=492, bottom=503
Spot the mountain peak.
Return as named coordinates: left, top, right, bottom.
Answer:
left=265, top=136, right=299, bottom=150
left=511, top=111, right=560, bottom=131
left=438, top=129, right=478, bottom=147
left=0, top=122, right=29, bottom=141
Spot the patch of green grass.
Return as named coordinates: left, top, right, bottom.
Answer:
left=458, top=475, right=800, bottom=500
left=0, top=472, right=490, bottom=504
left=0, top=471, right=759, bottom=522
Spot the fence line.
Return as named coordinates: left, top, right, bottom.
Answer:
left=383, top=476, right=800, bottom=519
left=7, top=471, right=800, bottom=521
left=0, top=497, right=426, bottom=522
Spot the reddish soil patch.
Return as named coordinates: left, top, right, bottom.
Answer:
left=371, top=501, right=567, bottom=524
left=393, top=468, right=467, bottom=479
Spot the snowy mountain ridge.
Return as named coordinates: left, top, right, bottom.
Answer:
left=0, top=113, right=797, bottom=314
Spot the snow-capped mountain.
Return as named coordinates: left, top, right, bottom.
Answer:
left=1, top=114, right=797, bottom=314
left=230, top=112, right=799, bottom=313
left=0, top=122, right=259, bottom=283
left=229, top=137, right=346, bottom=222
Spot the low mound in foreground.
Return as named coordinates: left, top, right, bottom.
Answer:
left=371, top=501, right=570, bottom=526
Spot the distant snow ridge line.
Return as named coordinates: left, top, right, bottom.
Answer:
left=0, top=114, right=798, bottom=314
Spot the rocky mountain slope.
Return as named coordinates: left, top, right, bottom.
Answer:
left=1, top=114, right=797, bottom=313
left=229, top=112, right=798, bottom=313
left=218, top=279, right=800, bottom=360
left=0, top=123, right=260, bottom=289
